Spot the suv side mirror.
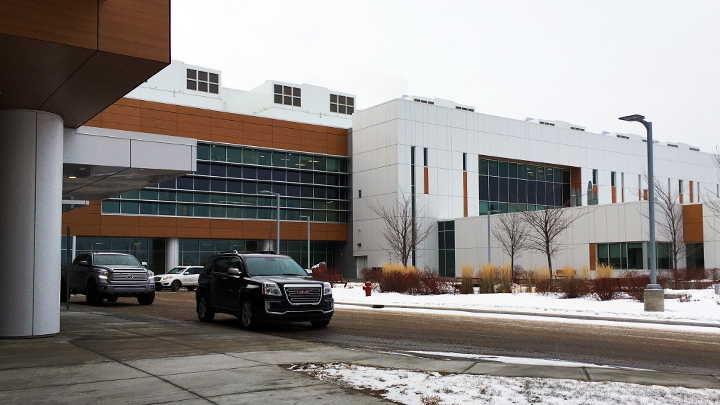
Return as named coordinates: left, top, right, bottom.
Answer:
left=78, top=260, right=89, bottom=266
left=228, top=268, right=241, bottom=276
left=141, top=262, right=148, bottom=267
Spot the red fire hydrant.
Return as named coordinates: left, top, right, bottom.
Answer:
left=363, top=281, right=372, bottom=296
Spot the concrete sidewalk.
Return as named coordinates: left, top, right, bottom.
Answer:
left=0, top=306, right=718, bottom=405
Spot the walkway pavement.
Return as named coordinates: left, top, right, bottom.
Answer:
left=0, top=305, right=718, bottom=404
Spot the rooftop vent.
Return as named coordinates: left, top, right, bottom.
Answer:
left=455, top=106, right=474, bottom=112
left=539, top=121, right=555, bottom=126
left=414, top=98, right=434, bottom=105
left=617, top=134, right=630, bottom=140
left=690, top=147, right=700, bottom=152
left=570, top=126, right=584, bottom=131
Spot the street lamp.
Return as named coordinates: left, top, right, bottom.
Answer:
left=487, top=209, right=501, bottom=264
left=300, top=215, right=311, bottom=270
left=619, top=114, right=662, bottom=311
left=259, top=190, right=281, bottom=253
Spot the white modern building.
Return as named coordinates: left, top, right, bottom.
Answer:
left=352, top=96, right=719, bottom=275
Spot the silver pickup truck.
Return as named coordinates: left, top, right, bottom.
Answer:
left=61, top=252, right=155, bottom=305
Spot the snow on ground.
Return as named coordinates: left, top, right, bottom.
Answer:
left=333, top=283, right=720, bottom=325
left=290, top=363, right=720, bottom=405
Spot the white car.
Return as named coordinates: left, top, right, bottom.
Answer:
left=155, top=266, right=203, bottom=292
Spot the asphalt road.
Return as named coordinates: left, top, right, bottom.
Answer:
left=70, top=291, right=720, bottom=375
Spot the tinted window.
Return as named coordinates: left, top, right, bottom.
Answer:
left=245, top=256, right=307, bottom=276
left=93, top=254, right=141, bottom=266
left=212, top=257, right=231, bottom=273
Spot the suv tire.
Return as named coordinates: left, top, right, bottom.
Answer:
left=240, top=299, right=258, bottom=330
left=171, top=280, right=181, bottom=292
left=186, top=286, right=196, bottom=291
left=197, top=295, right=215, bottom=322
left=106, top=295, right=118, bottom=303
left=137, top=292, right=155, bottom=305
left=311, top=320, right=330, bottom=328
left=86, top=281, right=103, bottom=306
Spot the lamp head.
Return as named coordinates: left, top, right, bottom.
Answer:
left=619, top=114, right=645, bottom=122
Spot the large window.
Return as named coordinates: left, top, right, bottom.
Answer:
left=280, top=240, right=334, bottom=268
left=478, top=157, right=571, bottom=214
left=101, top=143, right=350, bottom=223
left=438, top=221, right=455, bottom=277
left=179, top=239, right=262, bottom=266
left=597, top=242, right=644, bottom=270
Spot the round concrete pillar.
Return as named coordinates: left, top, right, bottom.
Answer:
left=0, top=110, right=63, bottom=337
left=165, top=237, right=180, bottom=273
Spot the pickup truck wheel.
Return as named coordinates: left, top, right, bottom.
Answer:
left=186, top=286, right=196, bottom=292
left=311, top=320, right=330, bottom=328
left=85, top=281, right=103, bottom=306
left=60, top=278, right=68, bottom=303
left=197, top=295, right=215, bottom=322
left=106, top=295, right=118, bottom=303
left=170, top=280, right=181, bottom=292
left=240, top=300, right=258, bottom=330
left=137, top=292, right=155, bottom=305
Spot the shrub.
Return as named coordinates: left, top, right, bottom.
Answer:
left=595, top=263, right=614, bottom=279
left=459, top=265, right=474, bottom=294
left=361, top=267, right=383, bottom=282
left=592, top=277, right=620, bottom=301
left=417, top=268, right=452, bottom=295
left=558, top=277, right=590, bottom=299
left=378, top=266, right=420, bottom=293
left=512, top=265, right=525, bottom=285
left=579, top=265, right=590, bottom=280
left=310, top=262, right=341, bottom=286
left=534, top=278, right=555, bottom=295
left=620, top=270, right=651, bottom=301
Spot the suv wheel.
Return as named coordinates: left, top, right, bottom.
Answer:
left=170, top=280, right=181, bottom=292
left=106, top=295, right=118, bottom=303
left=86, top=281, right=103, bottom=306
left=137, top=292, right=155, bottom=305
left=240, top=300, right=259, bottom=330
left=197, top=295, right=215, bottom=322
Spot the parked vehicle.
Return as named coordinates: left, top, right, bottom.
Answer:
left=61, top=253, right=155, bottom=306
left=155, top=266, right=203, bottom=291
left=196, top=252, right=334, bottom=329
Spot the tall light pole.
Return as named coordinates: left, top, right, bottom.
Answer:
left=259, top=190, right=281, bottom=253
left=300, top=215, right=311, bottom=270
left=619, top=114, right=663, bottom=311
left=487, top=209, right=501, bottom=264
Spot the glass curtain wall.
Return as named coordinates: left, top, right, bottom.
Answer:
left=596, top=242, right=672, bottom=270
left=101, top=143, right=350, bottom=223
left=478, top=157, right=571, bottom=214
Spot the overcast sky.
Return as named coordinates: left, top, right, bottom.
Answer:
left=171, top=0, right=720, bottom=152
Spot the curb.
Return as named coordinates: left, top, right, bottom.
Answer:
left=335, top=301, right=720, bottom=329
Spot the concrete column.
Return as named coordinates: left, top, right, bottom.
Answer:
left=165, top=237, right=180, bottom=273
left=0, top=110, right=63, bottom=337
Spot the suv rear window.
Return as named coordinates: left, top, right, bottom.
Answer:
left=245, top=257, right=307, bottom=276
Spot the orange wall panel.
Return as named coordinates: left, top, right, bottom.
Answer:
left=424, top=167, right=429, bottom=194
left=589, top=243, right=596, bottom=270
left=463, top=171, right=468, bottom=217
left=611, top=186, right=616, bottom=203
left=683, top=204, right=703, bottom=243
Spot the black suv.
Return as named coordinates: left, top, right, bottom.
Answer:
left=195, top=252, right=334, bottom=329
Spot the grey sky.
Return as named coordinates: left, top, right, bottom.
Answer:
left=171, top=0, right=720, bottom=152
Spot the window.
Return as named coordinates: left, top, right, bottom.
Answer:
left=462, top=153, right=467, bottom=171
left=423, top=148, right=428, bottom=167
left=455, top=106, right=474, bottom=112
left=539, top=121, right=555, bottom=126
left=438, top=221, right=455, bottom=277
left=592, top=169, right=598, bottom=185
left=413, top=98, right=434, bottom=105
left=679, top=179, right=683, bottom=193
left=274, top=84, right=301, bottom=107
left=330, top=94, right=354, bottom=115
left=611, top=172, right=616, bottom=187
left=187, top=69, right=219, bottom=94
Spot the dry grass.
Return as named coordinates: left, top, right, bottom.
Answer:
left=595, top=263, right=614, bottom=279
left=534, top=266, right=551, bottom=281
left=579, top=265, right=590, bottom=280
left=477, top=262, right=497, bottom=293
left=560, top=265, right=576, bottom=278
left=498, top=264, right=512, bottom=293
left=459, top=264, right=474, bottom=294
left=382, top=263, right=418, bottom=274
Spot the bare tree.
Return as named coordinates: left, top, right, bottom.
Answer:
left=520, top=206, right=584, bottom=277
left=704, top=146, right=720, bottom=217
left=649, top=178, right=686, bottom=269
left=369, top=193, right=433, bottom=267
left=491, top=212, right=530, bottom=273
